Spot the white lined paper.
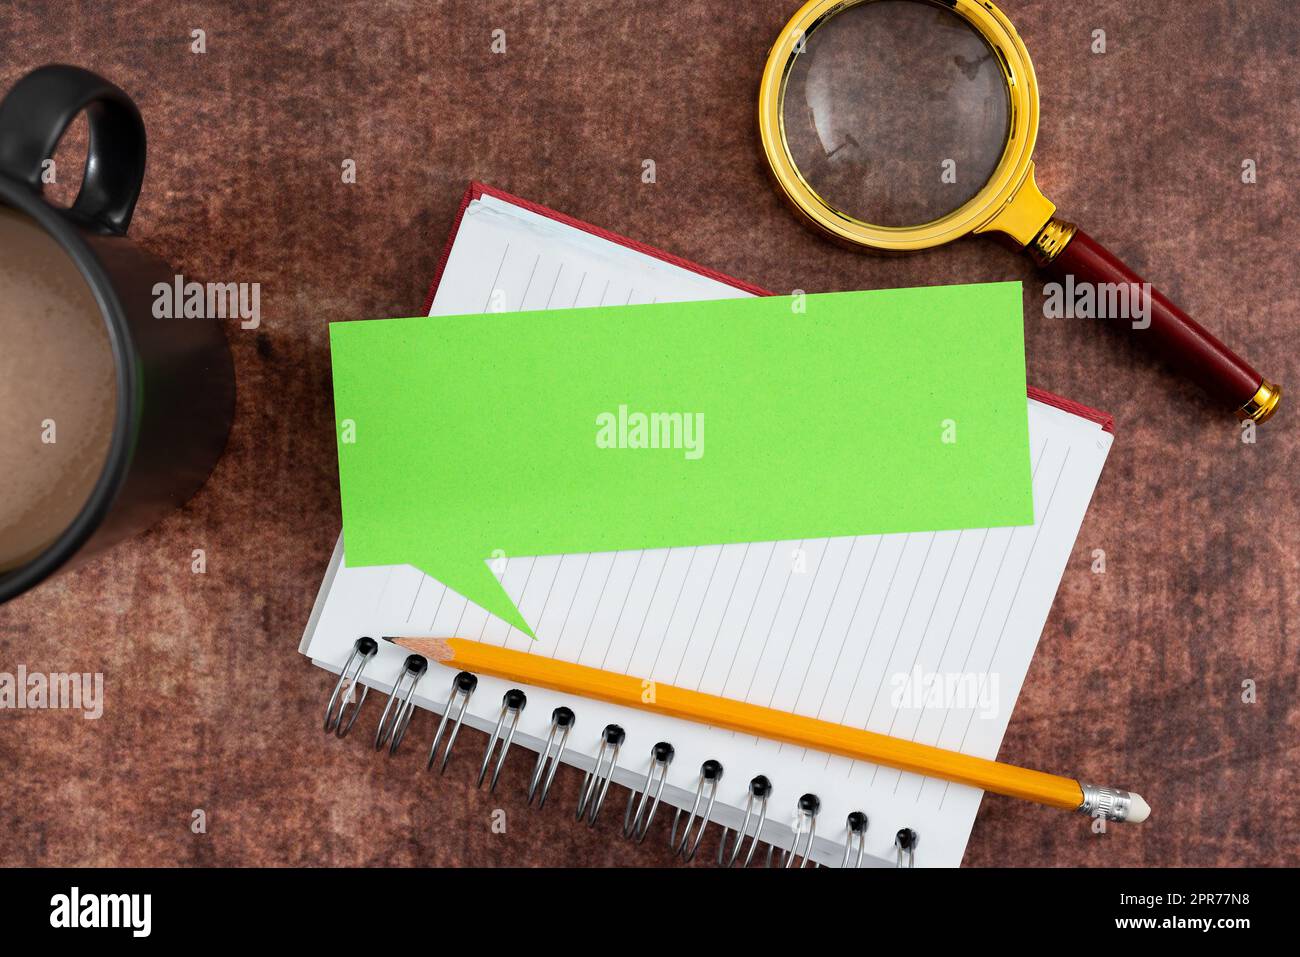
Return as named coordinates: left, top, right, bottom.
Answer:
left=302, top=193, right=1112, bottom=867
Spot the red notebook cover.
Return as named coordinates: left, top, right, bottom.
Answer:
left=425, top=181, right=1114, bottom=433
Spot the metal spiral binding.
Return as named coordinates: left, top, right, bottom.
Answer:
left=717, top=775, right=772, bottom=868
left=477, top=689, right=527, bottom=792
left=623, top=742, right=674, bottom=842
left=427, top=671, right=477, bottom=773
left=373, top=654, right=427, bottom=755
left=841, top=811, right=869, bottom=868
left=323, top=637, right=377, bottom=737
left=780, top=793, right=821, bottom=868
left=670, top=760, right=723, bottom=862
left=322, top=643, right=877, bottom=870
left=575, top=724, right=625, bottom=826
left=527, top=707, right=575, bottom=808
left=895, top=827, right=919, bottom=868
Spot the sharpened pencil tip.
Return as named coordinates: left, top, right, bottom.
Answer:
left=384, top=636, right=456, bottom=663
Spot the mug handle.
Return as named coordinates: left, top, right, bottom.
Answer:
left=0, top=64, right=146, bottom=235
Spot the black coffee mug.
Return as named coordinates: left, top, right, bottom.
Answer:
left=0, top=65, right=235, bottom=604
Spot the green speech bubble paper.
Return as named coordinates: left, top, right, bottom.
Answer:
left=330, top=283, right=1033, bottom=636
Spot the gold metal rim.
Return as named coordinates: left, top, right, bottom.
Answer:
left=1237, top=379, right=1281, bottom=423
left=758, top=0, right=1047, bottom=252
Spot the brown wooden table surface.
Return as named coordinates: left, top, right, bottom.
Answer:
left=1, top=0, right=1296, bottom=867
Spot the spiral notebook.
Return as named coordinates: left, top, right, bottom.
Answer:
left=300, top=182, right=1115, bottom=867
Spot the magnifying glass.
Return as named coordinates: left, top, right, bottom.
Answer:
left=759, top=0, right=1280, bottom=422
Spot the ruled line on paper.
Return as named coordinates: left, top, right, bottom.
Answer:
left=649, top=548, right=700, bottom=677
left=525, top=554, right=566, bottom=656
left=375, top=566, right=394, bottom=614
left=482, top=243, right=510, bottom=311
left=672, top=546, right=725, bottom=686
left=697, top=542, right=752, bottom=690
left=518, top=254, right=540, bottom=307
left=601, top=552, right=645, bottom=670
left=426, top=584, right=447, bottom=632
left=624, top=549, right=673, bottom=670
left=406, top=575, right=425, bottom=623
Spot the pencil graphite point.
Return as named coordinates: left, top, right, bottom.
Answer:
left=383, top=636, right=454, bottom=663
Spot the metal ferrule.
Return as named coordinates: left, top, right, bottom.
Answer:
left=1077, top=783, right=1134, bottom=822
left=1237, top=379, right=1282, bottom=424
left=1027, top=217, right=1078, bottom=266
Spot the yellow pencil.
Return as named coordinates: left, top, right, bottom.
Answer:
left=387, top=636, right=1149, bottom=823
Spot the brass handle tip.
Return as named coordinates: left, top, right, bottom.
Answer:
left=1238, top=380, right=1281, bottom=423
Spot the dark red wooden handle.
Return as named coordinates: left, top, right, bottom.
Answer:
left=1045, top=227, right=1262, bottom=409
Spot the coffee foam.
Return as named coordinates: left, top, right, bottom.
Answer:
left=0, top=206, right=117, bottom=572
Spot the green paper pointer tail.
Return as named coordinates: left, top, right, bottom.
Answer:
left=426, top=549, right=535, bottom=638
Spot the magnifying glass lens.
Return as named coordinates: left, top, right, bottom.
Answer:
left=781, top=0, right=1011, bottom=228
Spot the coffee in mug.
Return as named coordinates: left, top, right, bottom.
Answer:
left=0, top=205, right=117, bottom=572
